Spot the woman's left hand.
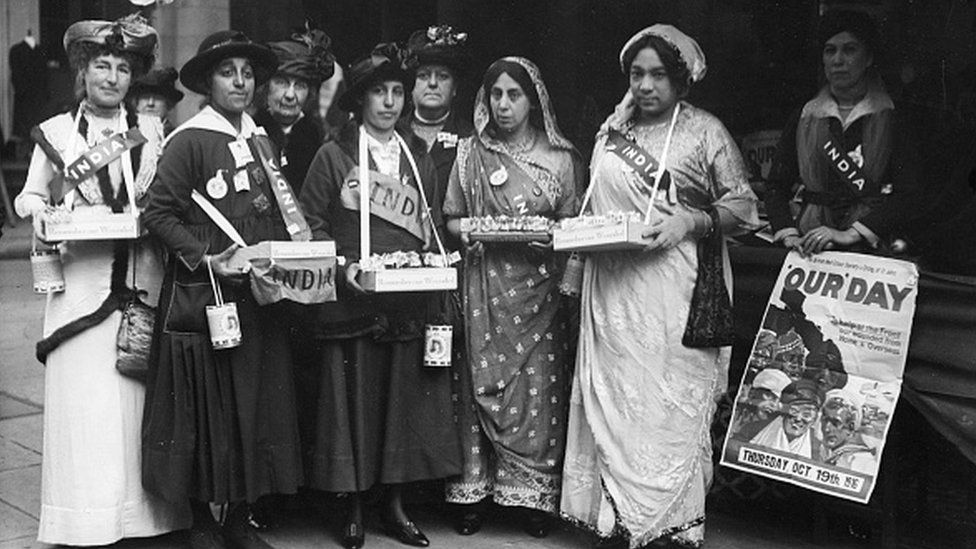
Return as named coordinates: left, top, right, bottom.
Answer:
left=799, top=226, right=860, bottom=256
left=527, top=238, right=553, bottom=251
left=641, top=207, right=694, bottom=252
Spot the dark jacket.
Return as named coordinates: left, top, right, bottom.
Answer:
left=397, top=110, right=472, bottom=247
left=253, top=109, right=323, bottom=197
left=765, top=85, right=920, bottom=241
left=298, top=123, right=444, bottom=339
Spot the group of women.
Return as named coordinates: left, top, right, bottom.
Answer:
left=16, top=7, right=927, bottom=549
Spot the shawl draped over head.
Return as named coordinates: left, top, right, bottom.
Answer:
left=604, top=24, right=707, bottom=134
left=474, top=56, right=574, bottom=151
left=63, top=14, right=157, bottom=59
left=471, top=56, right=576, bottom=208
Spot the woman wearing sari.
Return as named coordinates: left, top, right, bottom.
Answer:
left=444, top=57, right=583, bottom=537
left=560, top=26, right=759, bottom=548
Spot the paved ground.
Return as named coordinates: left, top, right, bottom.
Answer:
left=0, top=211, right=957, bottom=549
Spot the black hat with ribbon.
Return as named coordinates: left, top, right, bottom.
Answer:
left=179, top=30, right=278, bottom=95
left=268, top=24, right=336, bottom=88
left=337, top=42, right=410, bottom=112
left=128, top=67, right=184, bottom=104
left=405, top=25, right=470, bottom=76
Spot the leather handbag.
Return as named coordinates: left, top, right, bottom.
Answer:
left=682, top=207, right=735, bottom=348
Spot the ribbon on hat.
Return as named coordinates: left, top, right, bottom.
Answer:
left=64, top=13, right=157, bottom=57
left=277, top=23, right=335, bottom=81
left=370, top=42, right=407, bottom=68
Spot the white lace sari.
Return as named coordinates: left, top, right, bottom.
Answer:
left=560, top=104, right=759, bottom=548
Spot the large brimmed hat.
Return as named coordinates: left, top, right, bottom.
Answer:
left=405, top=25, right=470, bottom=75
left=179, top=30, right=278, bottom=94
left=337, top=42, right=410, bottom=112
left=129, top=67, right=184, bottom=104
left=268, top=25, right=336, bottom=86
left=63, top=14, right=157, bottom=64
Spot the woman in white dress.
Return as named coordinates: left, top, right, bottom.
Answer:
left=14, top=15, right=189, bottom=545
left=560, top=26, right=759, bottom=548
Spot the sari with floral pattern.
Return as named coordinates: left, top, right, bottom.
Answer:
left=443, top=57, right=583, bottom=512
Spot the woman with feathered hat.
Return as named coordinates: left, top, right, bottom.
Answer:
left=13, top=15, right=190, bottom=545
left=254, top=24, right=336, bottom=194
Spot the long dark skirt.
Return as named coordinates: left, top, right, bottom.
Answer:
left=142, top=289, right=303, bottom=505
left=303, top=335, right=462, bottom=492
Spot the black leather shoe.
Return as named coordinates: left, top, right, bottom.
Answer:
left=341, top=519, right=365, bottom=549
left=382, top=515, right=430, bottom=547
left=188, top=523, right=227, bottom=549
left=523, top=510, right=551, bottom=538
left=223, top=514, right=274, bottom=549
left=245, top=506, right=279, bottom=531
left=455, top=511, right=483, bottom=536
left=593, top=533, right=628, bottom=549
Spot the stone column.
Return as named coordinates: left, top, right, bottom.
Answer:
left=150, top=0, right=230, bottom=126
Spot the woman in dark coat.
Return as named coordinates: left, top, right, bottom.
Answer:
left=764, top=10, right=919, bottom=255
left=298, top=43, right=462, bottom=549
left=141, top=30, right=304, bottom=549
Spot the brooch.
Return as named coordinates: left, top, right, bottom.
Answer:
left=489, top=166, right=508, bottom=187
left=206, top=170, right=228, bottom=199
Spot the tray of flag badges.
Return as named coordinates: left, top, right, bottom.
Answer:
left=460, top=215, right=554, bottom=243
left=41, top=205, right=141, bottom=241
left=359, top=251, right=458, bottom=293
left=551, top=211, right=650, bottom=252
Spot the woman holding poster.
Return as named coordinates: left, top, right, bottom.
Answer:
left=764, top=9, right=919, bottom=256
left=559, top=26, right=759, bottom=548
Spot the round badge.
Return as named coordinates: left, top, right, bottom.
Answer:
left=489, top=166, right=508, bottom=187
left=206, top=172, right=228, bottom=199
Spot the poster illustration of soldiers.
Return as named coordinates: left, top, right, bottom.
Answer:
left=721, top=251, right=918, bottom=503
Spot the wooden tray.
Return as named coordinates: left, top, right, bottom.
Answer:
left=360, top=267, right=458, bottom=293
left=552, top=221, right=648, bottom=252
left=469, top=231, right=552, bottom=243
left=228, top=240, right=337, bottom=270
left=42, top=213, right=140, bottom=241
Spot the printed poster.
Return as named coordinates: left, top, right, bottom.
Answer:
left=721, top=251, right=919, bottom=503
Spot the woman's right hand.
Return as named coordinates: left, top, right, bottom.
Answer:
left=31, top=208, right=56, bottom=244
left=344, top=261, right=367, bottom=295
left=206, top=243, right=243, bottom=279
left=460, top=231, right=483, bottom=254
left=782, top=235, right=803, bottom=252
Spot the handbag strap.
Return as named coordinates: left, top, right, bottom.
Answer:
left=206, top=256, right=225, bottom=306
left=191, top=189, right=246, bottom=247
